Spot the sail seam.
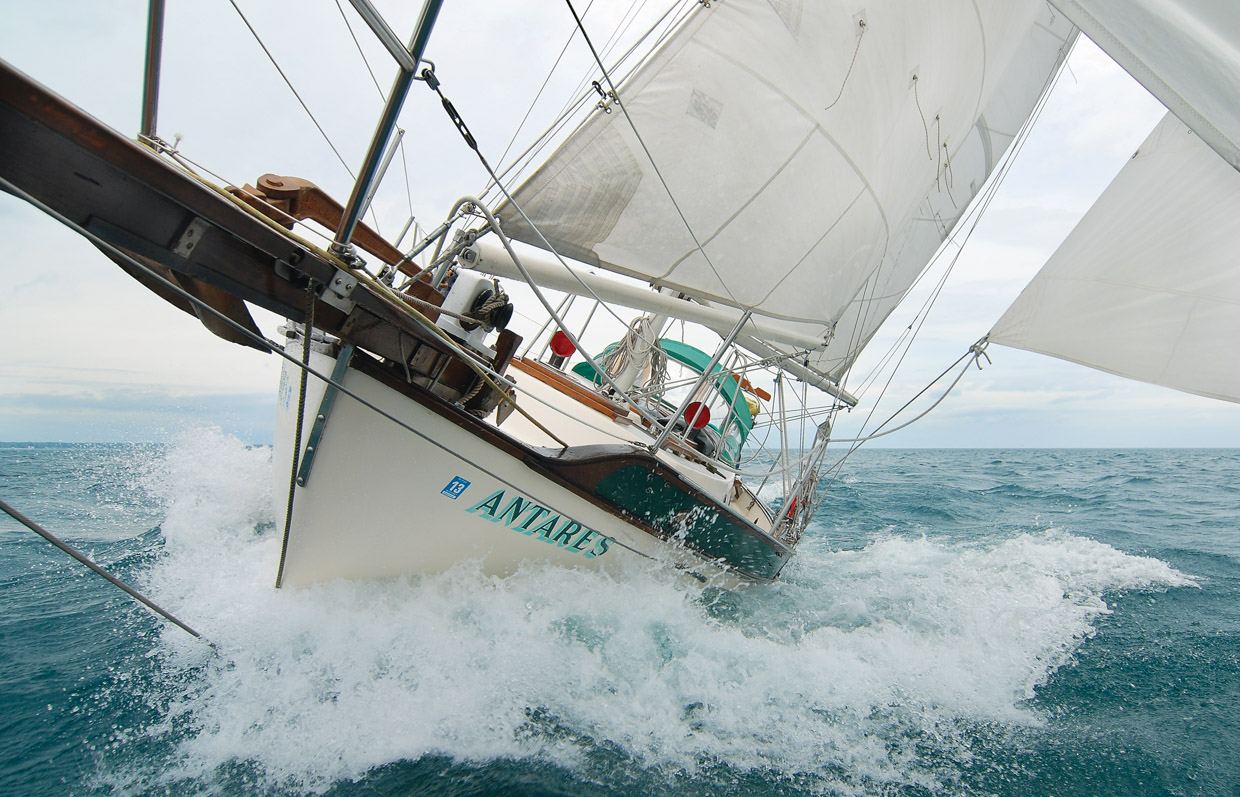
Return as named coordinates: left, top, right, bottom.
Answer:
left=662, top=128, right=813, bottom=269
left=563, top=0, right=764, bottom=329
left=754, top=185, right=873, bottom=309
left=660, top=29, right=893, bottom=320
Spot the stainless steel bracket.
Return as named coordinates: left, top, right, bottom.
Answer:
left=320, top=268, right=359, bottom=313
left=295, top=343, right=355, bottom=487
left=172, top=216, right=211, bottom=258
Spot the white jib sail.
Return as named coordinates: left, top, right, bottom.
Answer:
left=989, top=113, right=1240, bottom=404
left=1050, top=0, right=1240, bottom=171
left=499, top=0, right=1075, bottom=381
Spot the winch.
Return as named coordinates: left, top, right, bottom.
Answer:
left=436, top=269, right=513, bottom=354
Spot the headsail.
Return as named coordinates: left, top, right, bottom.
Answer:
left=989, top=113, right=1240, bottom=404
left=1049, top=0, right=1240, bottom=172
left=498, top=0, right=1075, bottom=383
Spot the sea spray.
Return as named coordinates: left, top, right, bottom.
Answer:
left=74, top=431, right=1198, bottom=794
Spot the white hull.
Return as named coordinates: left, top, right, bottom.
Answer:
left=271, top=341, right=773, bottom=588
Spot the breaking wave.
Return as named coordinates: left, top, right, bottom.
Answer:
left=101, top=430, right=1194, bottom=794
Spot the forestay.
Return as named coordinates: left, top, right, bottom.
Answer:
left=989, top=113, right=1240, bottom=404
left=499, top=0, right=1075, bottom=383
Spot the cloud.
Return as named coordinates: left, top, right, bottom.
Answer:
left=2, top=6, right=1237, bottom=449
left=0, top=387, right=274, bottom=444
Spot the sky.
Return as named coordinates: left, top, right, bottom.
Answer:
left=1, top=0, right=1238, bottom=447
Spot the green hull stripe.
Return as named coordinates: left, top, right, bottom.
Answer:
left=594, top=464, right=788, bottom=580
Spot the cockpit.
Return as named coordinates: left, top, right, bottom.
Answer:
left=572, top=338, right=755, bottom=465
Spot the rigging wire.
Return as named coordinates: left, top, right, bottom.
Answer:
left=561, top=0, right=753, bottom=318
left=226, top=0, right=355, bottom=179
left=834, top=345, right=982, bottom=444
left=482, top=0, right=694, bottom=206
left=334, top=0, right=386, bottom=96
left=834, top=264, right=885, bottom=396
left=491, top=0, right=600, bottom=180
left=571, top=0, right=693, bottom=119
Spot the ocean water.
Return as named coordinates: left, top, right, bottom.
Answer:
left=1, top=435, right=1237, bottom=796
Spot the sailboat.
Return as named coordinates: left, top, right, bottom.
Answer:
left=1, top=0, right=1236, bottom=589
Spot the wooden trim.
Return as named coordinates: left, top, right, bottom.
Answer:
left=509, top=357, right=626, bottom=420
left=509, top=358, right=721, bottom=471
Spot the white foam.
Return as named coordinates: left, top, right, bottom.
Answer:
left=125, top=430, right=1196, bottom=793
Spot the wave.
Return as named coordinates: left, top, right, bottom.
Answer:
left=99, top=430, right=1196, bottom=795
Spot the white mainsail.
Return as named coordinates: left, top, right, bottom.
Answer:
left=498, top=0, right=1075, bottom=382
left=989, top=112, right=1240, bottom=404
left=1049, top=0, right=1240, bottom=171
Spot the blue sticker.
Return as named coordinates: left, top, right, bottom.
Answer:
left=441, top=476, right=471, bottom=499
